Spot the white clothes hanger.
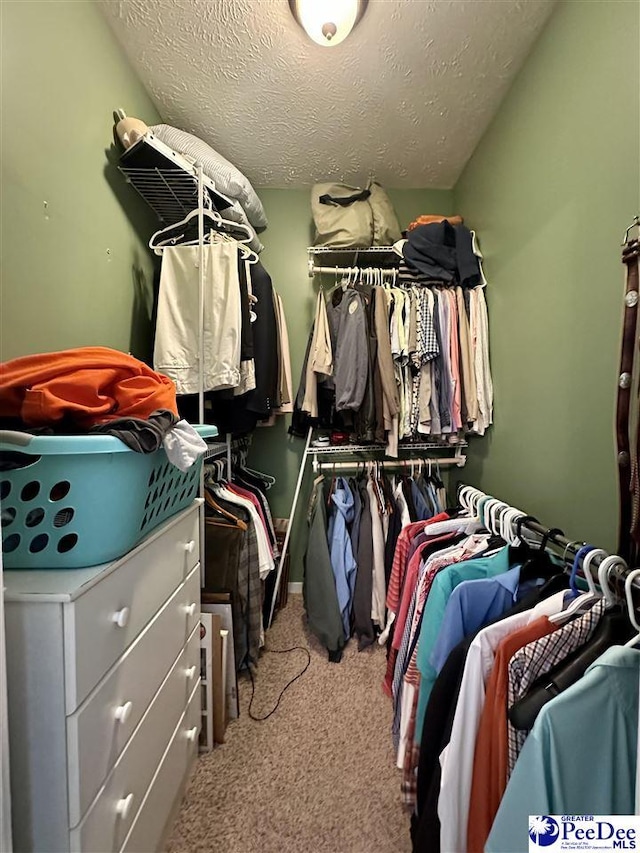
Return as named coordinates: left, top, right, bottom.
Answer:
left=498, top=505, right=518, bottom=542
left=149, top=208, right=257, bottom=259
left=598, top=554, right=627, bottom=608
left=548, top=547, right=607, bottom=624
left=580, top=547, right=607, bottom=595
left=481, top=497, right=500, bottom=532
left=489, top=501, right=509, bottom=536
left=458, top=485, right=476, bottom=513
left=469, top=489, right=485, bottom=519
left=502, top=509, right=525, bottom=545
left=457, top=485, right=470, bottom=511
left=624, top=568, right=640, bottom=647
left=487, top=501, right=509, bottom=537
left=458, top=485, right=477, bottom=514
left=479, top=496, right=499, bottom=530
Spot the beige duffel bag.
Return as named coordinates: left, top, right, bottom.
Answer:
left=311, top=182, right=402, bottom=247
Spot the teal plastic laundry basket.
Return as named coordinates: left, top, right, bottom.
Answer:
left=0, top=426, right=217, bottom=569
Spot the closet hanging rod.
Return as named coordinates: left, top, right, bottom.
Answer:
left=308, top=441, right=467, bottom=455
left=520, top=515, right=640, bottom=594
left=313, top=453, right=466, bottom=474
left=457, top=482, right=640, bottom=592
left=309, top=262, right=399, bottom=278
left=307, top=245, right=399, bottom=254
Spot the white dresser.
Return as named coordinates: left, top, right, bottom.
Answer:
left=4, top=501, right=203, bottom=853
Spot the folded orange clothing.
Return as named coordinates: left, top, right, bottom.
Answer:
left=0, top=346, right=177, bottom=428
left=408, top=214, right=464, bottom=230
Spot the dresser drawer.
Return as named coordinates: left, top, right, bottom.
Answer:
left=69, top=650, right=201, bottom=851
left=67, top=569, right=200, bottom=827
left=120, top=687, right=201, bottom=853
left=64, top=505, right=200, bottom=711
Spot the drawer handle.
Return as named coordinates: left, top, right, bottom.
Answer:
left=184, top=540, right=196, bottom=553
left=116, top=793, right=134, bottom=821
left=114, top=701, right=133, bottom=724
left=112, top=607, right=130, bottom=628
left=185, top=665, right=197, bottom=681
left=183, top=602, right=197, bottom=617
left=185, top=726, right=198, bottom=743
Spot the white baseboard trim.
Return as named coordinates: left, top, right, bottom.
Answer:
left=288, top=582, right=303, bottom=594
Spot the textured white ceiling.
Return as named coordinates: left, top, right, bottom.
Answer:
left=101, top=0, right=556, bottom=189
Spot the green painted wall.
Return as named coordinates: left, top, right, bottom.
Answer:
left=455, top=0, right=640, bottom=551
left=0, top=0, right=161, bottom=363
left=250, top=188, right=454, bottom=581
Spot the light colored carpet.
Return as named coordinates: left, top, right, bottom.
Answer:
left=166, top=594, right=413, bottom=853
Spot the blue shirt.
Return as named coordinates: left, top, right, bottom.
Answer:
left=429, top=565, right=522, bottom=674
left=415, top=546, right=514, bottom=743
left=486, top=646, right=640, bottom=852
left=328, top=478, right=357, bottom=637
left=411, top=480, right=433, bottom=522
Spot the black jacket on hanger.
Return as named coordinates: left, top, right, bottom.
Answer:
left=181, top=260, right=280, bottom=435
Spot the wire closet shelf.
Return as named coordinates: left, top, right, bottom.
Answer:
left=307, top=245, right=401, bottom=277
left=118, top=167, right=218, bottom=224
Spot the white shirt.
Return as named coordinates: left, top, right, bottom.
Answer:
left=474, top=288, right=493, bottom=434
left=368, top=479, right=387, bottom=628
left=438, top=609, right=533, bottom=853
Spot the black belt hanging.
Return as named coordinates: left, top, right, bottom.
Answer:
left=617, top=219, right=640, bottom=562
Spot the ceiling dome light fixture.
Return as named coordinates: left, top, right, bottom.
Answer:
left=289, top=0, right=367, bottom=47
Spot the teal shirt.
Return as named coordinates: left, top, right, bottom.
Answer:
left=486, top=646, right=640, bottom=853
left=415, top=546, right=513, bottom=743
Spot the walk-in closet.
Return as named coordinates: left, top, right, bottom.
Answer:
left=1, top=1, right=639, bottom=852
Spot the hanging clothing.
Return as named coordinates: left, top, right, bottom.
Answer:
left=304, top=478, right=346, bottom=662
left=368, top=477, right=388, bottom=629
left=272, top=291, right=294, bottom=414
left=292, top=277, right=493, bottom=446
left=203, top=494, right=262, bottom=670
left=374, top=286, right=400, bottom=418
left=302, top=291, right=333, bottom=418
left=467, top=600, right=606, bottom=852
left=413, top=574, right=570, bottom=853
left=209, top=483, right=274, bottom=578
left=506, top=599, right=606, bottom=774
left=353, top=477, right=376, bottom=649
left=333, top=290, right=369, bottom=413
left=154, top=241, right=242, bottom=394
left=328, top=477, right=358, bottom=637
left=486, top=646, right=640, bottom=853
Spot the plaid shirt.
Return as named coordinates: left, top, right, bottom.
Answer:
left=399, top=536, right=492, bottom=809
left=383, top=516, right=449, bottom=696
left=506, top=598, right=605, bottom=775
